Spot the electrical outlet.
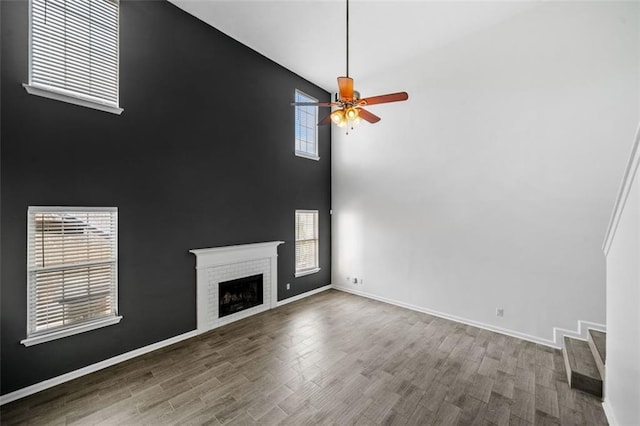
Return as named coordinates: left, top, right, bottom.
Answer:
left=286, top=283, right=290, bottom=290
left=496, top=308, right=504, bottom=317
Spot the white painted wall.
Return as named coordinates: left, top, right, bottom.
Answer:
left=332, top=2, right=639, bottom=344
left=605, top=142, right=640, bottom=426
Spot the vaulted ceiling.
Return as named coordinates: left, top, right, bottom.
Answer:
left=168, top=0, right=539, bottom=93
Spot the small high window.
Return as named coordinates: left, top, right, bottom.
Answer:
left=295, top=210, right=320, bottom=277
left=22, top=207, right=121, bottom=346
left=24, top=0, right=123, bottom=114
left=294, top=90, right=319, bottom=160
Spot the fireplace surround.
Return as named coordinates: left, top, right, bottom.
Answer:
left=189, top=241, right=283, bottom=334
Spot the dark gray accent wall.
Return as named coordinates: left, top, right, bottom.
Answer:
left=0, top=0, right=331, bottom=395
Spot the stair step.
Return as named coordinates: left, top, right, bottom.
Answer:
left=588, top=329, right=606, bottom=382
left=563, top=336, right=602, bottom=398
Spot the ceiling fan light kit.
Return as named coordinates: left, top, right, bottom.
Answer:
left=330, top=110, right=360, bottom=128
left=291, top=0, right=408, bottom=133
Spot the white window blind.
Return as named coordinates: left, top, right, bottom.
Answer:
left=295, top=210, right=319, bottom=275
left=28, top=0, right=120, bottom=109
left=294, top=90, right=318, bottom=159
left=25, top=207, right=119, bottom=343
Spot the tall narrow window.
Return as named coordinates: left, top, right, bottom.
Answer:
left=22, top=207, right=121, bottom=346
left=295, top=210, right=320, bottom=277
left=294, top=90, right=319, bottom=160
left=24, top=0, right=123, bottom=114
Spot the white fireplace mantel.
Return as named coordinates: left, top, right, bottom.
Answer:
left=189, top=241, right=284, bottom=334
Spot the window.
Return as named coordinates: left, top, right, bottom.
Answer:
left=295, top=210, right=320, bottom=277
left=24, top=0, right=123, bottom=114
left=22, top=207, right=121, bottom=346
left=294, top=90, right=319, bottom=160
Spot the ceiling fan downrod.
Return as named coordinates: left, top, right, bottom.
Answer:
left=346, top=0, right=349, bottom=78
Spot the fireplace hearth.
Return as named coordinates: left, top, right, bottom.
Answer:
left=218, top=274, right=264, bottom=318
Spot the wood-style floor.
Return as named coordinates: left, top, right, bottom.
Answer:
left=0, top=290, right=608, bottom=425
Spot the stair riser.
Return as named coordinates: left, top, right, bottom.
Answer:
left=588, top=334, right=605, bottom=382
left=563, top=345, right=572, bottom=387
left=570, top=371, right=603, bottom=398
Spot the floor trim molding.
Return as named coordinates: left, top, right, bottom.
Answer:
left=1, top=285, right=335, bottom=405
left=276, top=284, right=333, bottom=307
left=333, top=285, right=560, bottom=349
left=0, top=330, right=199, bottom=406
left=3, top=283, right=601, bottom=405
left=602, top=400, right=619, bottom=426
left=552, top=320, right=606, bottom=348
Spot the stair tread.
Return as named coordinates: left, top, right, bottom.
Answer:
left=588, top=329, right=606, bottom=364
left=564, top=336, right=602, bottom=381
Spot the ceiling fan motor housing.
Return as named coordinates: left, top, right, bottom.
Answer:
left=335, top=90, right=360, bottom=104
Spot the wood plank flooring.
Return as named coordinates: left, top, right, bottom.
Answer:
left=0, top=290, right=608, bottom=425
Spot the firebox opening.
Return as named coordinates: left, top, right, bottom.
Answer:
left=218, top=274, right=263, bottom=318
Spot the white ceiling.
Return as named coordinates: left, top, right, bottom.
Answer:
left=168, top=0, right=540, bottom=93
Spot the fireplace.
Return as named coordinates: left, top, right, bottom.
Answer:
left=219, top=274, right=263, bottom=318
left=190, top=241, right=283, bottom=334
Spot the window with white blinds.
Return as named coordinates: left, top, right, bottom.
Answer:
left=25, top=0, right=122, bottom=114
left=294, top=90, right=319, bottom=160
left=295, top=210, right=320, bottom=276
left=23, top=207, right=121, bottom=346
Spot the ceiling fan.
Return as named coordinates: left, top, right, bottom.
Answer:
left=291, top=0, right=408, bottom=131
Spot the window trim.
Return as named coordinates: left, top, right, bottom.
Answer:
left=294, top=267, right=321, bottom=278
left=24, top=0, right=123, bottom=115
left=294, top=209, right=321, bottom=277
left=295, top=151, right=321, bottom=162
left=23, top=84, right=124, bottom=115
left=21, top=206, right=122, bottom=347
left=21, top=316, right=122, bottom=347
left=294, top=89, right=320, bottom=161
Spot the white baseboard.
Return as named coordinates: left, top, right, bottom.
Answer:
left=602, top=400, right=619, bottom=426
left=333, top=285, right=560, bottom=349
left=0, top=330, right=199, bottom=406
left=553, top=320, right=606, bottom=348
left=277, top=284, right=333, bottom=307
left=1, top=283, right=601, bottom=405
left=1, top=285, right=334, bottom=406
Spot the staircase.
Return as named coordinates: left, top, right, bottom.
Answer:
left=562, top=329, right=606, bottom=398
